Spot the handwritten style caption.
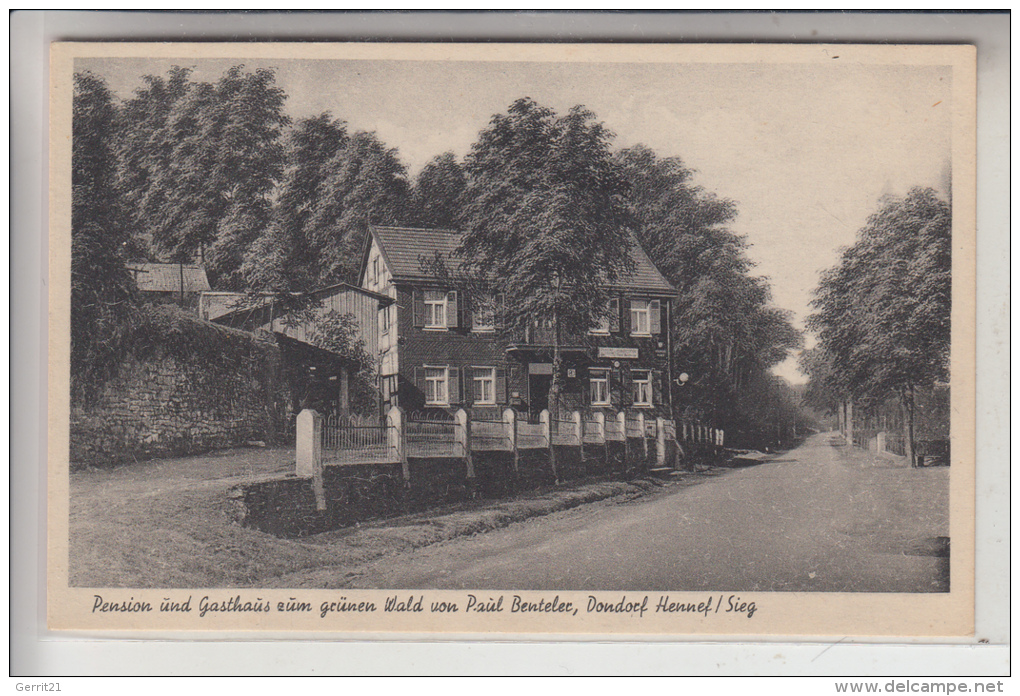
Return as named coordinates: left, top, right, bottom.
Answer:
left=91, top=593, right=757, bottom=620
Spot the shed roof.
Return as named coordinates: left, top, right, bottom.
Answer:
left=127, top=263, right=211, bottom=294
left=368, top=225, right=677, bottom=294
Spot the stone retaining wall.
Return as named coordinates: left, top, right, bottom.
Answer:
left=70, top=324, right=284, bottom=466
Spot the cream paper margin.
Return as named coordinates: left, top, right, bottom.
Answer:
left=47, top=41, right=977, bottom=638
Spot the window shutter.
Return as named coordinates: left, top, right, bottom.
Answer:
left=609, top=297, right=620, bottom=333
left=621, top=298, right=631, bottom=335
left=414, top=367, right=424, bottom=397
left=650, top=299, right=662, bottom=334
left=413, top=289, right=425, bottom=328
left=463, top=292, right=473, bottom=330
left=652, top=370, right=661, bottom=406
left=462, top=366, right=473, bottom=405
left=620, top=365, right=632, bottom=408
left=446, top=291, right=459, bottom=328
left=447, top=366, right=460, bottom=404
left=495, top=367, right=507, bottom=404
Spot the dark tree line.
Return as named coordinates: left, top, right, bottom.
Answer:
left=72, top=66, right=805, bottom=447
left=803, top=187, right=951, bottom=462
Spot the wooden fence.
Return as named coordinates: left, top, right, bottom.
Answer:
left=296, top=407, right=725, bottom=508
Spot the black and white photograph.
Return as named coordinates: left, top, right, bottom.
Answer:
left=48, top=41, right=976, bottom=636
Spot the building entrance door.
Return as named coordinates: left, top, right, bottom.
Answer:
left=528, top=374, right=552, bottom=415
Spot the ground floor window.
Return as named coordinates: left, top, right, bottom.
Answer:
left=590, top=368, right=610, bottom=406
left=473, top=366, right=496, bottom=404
left=631, top=369, right=652, bottom=406
left=424, top=366, right=449, bottom=405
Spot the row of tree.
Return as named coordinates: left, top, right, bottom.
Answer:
left=73, top=65, right=806, bottom=447
left=801, top=187, right=952, bottom=462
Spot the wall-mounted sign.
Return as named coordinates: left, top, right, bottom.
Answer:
left=567, top=368, right=576, bottom=378
left=598, top=347, right=639, bottom=360
left=529, top=363, right=553, bottom=375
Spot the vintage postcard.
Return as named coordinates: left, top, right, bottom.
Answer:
left=48, top=42, right=976, bottom=637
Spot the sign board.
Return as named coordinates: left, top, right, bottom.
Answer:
left=528, top=363, right=553, bottom=375
left=598, top=347, right=639, bottom=360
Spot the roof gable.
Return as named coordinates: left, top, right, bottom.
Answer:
left=369, top=225, right=676, bottom=294
left=127, top=263, right=211, bottom=293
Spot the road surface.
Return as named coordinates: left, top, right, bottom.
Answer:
left=344, top=433, right=950, bottom=592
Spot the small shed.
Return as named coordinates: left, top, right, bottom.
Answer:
left=127, top=262, right=211, bottom=308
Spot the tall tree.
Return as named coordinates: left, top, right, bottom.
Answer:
left=408, top=151, right=466, bottom=229
left=241, top=113, right=351, bottom=292
left=457, top=98, right=635, bottom=476
left=71, top=72, right=137, bottom=404
left=615, top=145, right=801, bottom=431
left=808, top=187, right=951, bottom=463
left=120, top=65, right=290, bottom=288
left=307, top=130, right=410, bottom=285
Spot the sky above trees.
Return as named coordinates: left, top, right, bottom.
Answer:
left=81, top=54, right=953, bottom=381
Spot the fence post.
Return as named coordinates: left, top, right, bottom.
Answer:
left=387, top=406, right=409, bottom=485
left=656, top=416, right=666, bottom=466
left=637, top=412, right=647, bottom=462
left=594, top=412, right=607, bottom=466
left=540, top=409, right=556, bottom=479
left=456, top=408, right=474, bottom=481
left=296, top=409, right=325, bottom=511
left=620, top=410, right=630, bottom=464
left=876, top=431, right=887, bottom=455
left=573, top=411, right=584, bottom=460
left=505, top=408, right=519, bottom=473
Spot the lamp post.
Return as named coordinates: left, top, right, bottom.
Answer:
left=673, top=372, right=696, bottom=472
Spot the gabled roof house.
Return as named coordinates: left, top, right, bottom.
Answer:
left=360, top=225, right=678, bottom=416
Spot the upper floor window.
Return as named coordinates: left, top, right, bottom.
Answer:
left=631, top=369, right=653, bottom=406
left=415, top=289, right=459, bottom=330
left=629, top=298, right=661, bottom=336
left=630, top=300, right=651, bottom=335
left=371, top=257, right=380, bottom=285
left=425, top=290, right=447, bottom=328
left=591, top=297, right=620, bottom=335
left=472, top=296, right=495, bottom=333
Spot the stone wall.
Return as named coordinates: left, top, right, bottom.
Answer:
left=70, top=310, right=285, bottom=466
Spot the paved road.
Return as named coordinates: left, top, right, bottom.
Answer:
left=346, top=433, right=950, bottom=592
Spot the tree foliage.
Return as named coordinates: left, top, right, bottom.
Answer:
left=615, top=145, right=802, bottom=428
left=242, top=120, right=410, bottom=291
left=808, top=188, right=951, bottom=401
left=408, top=151, right=466, bottom=230
left=807, top=188, right=951, bottom=457
left=457, top=98, right=635, bottom=340
left=71, top=71, right=138, bottom=405
left=118, top=65, right=290, bottom=288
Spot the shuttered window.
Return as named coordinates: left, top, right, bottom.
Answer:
left=630, top=299, right=651, bottom=336
left=423, top=366, right=449, bottom=405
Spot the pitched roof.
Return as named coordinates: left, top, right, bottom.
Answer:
left=127, top=263, right=211, bottom=294
left=369, top=225, right=677, bottom=294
